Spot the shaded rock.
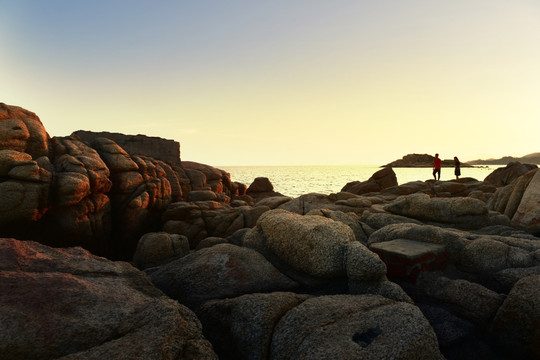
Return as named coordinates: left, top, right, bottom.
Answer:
left=147, top=243, right=298, bottom=309
left=491, top=275, right=540, bottom=359
left=0, top=238, right=216, bottom=360
left=384, top=193, right=489, bottom=229
left=247, top=177, right=274, bottom=193
left=187, top=190, right=218, bottom=202
left=484, top=162, right=538, bottom=187
left=341, top=167, right=398, bottom=195
left=459, top=237, right=534, bottom=274
left=348, top=279, right=413, bottom=303
left=417, top=272, right=505, bottom=328
left=495, top=266, right=540, bottom=292
left=417, top=303, right=475, bottom=348
left=195, top=236, right=227, bottom=250
left=198, top=292, right=310, bottom=360
left=511, top=169, right=540, bottom=234
left=132, top=232, right=190, bottom=269
left=488, top=169, right=537, bottom=220
left=270, top=294, right=444, bottom=360
left=361, top=211, right=423, bottom=230
left=162, top=201, right=269, bottom=248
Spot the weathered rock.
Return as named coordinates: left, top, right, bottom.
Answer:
left=198, top=292, right=310, bottom=360
left=254, top=209, right=356, bottom=278
left=511, top=169, right=540, bottom=234
left=344, top=241, right=387, bottom=281
left=417, top=272, right=505, bottom=328
left=491, top=275, right=540, bottom=359
left=195, top=236, right=227, bottom=250
left=277, top=192, right=334, bottom=214
left=187, top=190, right=218, bottom=202
left=270, top=294, right=444, bottom=359
left=0, top=238, right=217, bottom=360
left=459, top=237, right=534, bottom=274
left=147, top=243, right=298, bottom=309
left=484, top=162, right=538, bottom=187
left=255, top=196, right=292, bottom=209
left=73, top=130, right=181, bottom=167
left=494, top=266, right=540, bottom=292
left=89, top=138, right=173, bottom=258
left=132, top=232, right=190, bottom=269
left=384, top=193, right=489, bottom=229
left=341, top=167, right=398, bottom=195
left=162, top=201, right=270, bottom=248
left=307, top=208, right=372, bottom=243
left=0, top=103, right=50, bottom=158
left=361, top=211, right=423, bottom=230
left=488, top=169, right=537, bottom=220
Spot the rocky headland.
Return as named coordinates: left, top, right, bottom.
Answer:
left=1, top=103, right=540, bottom=360
left=384, top=153, right=472, bottom=168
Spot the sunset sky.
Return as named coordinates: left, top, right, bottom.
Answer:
left=2, top=1, right=540, bottom=166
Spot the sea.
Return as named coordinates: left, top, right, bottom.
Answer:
left=219, top=165, right=500, bottom=198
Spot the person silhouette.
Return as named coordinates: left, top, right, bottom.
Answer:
left=433, top=153, right=441, bottom=180
left=454, top=156, right=461, bottom=179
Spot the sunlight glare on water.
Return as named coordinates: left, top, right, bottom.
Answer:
left=220, top=165, right=499, bottom=198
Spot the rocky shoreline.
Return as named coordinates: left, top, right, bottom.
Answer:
left=1, top=103, right=540, bottom=359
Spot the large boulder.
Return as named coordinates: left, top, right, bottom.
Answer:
left=341, top=167, right=398, bottom=195
left=417, top=272, right=505, bottom=328
left=132, top=232, right=190, bottom=269
left=484, top=162, right=538, bottom=187
left=511, top=169, right=540, bottom=235
left=0, top=238, right=217, bottom=360
left=147, top=243, right=298, bottom=309
left=198, top=292, right=310, bottom=360
left=491, top=275, right=540, bottom=359
left=251, top=209, right=357, bottom=278
left=383, top=193, right=489, bottom=229
left=270, top=294, right=444, bottom=359
left=0, top=103, right=49, bottom=158
left=277, top=193, right=335, bottom=215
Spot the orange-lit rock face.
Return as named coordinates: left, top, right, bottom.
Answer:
left=0, top=103, right=49, bottom=158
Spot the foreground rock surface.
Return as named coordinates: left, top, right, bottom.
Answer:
left=0, top=238, right=217, bottom=360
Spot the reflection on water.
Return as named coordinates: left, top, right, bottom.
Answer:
left=220, top=165, right=500, bottom=198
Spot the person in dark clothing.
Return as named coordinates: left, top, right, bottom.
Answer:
left=454, top=156, right=461, bottom=179
left=433, top=153, right=442, bottom=180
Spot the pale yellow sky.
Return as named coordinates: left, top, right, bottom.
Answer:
left=2, top=1, right=539, bottom=165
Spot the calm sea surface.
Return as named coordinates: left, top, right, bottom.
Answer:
left=220, top=165, right=499, bottom=198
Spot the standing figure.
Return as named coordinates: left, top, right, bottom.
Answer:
left=454, top=156, right=461, bottom=179
left=433, top=153, right=442, bottom=181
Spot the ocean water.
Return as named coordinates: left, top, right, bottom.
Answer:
left=220, top=165, right=500, bottom=198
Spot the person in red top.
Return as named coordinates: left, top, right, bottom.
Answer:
left=433, top=153, right=442, bottom=180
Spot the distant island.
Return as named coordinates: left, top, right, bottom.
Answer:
left=467, top=152, right=540, bottom=165
left=383, top=153, right=472, bottom=168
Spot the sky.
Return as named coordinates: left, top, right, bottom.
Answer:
left=2, top=1, right=540, bottom=166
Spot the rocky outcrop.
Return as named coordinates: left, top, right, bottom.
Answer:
left=162, top=200, right=270, bottom=248
left=483, top=161, right=538, bottom=187
left=0, top=238, right=217, bottom=360
left=73, top=130, right=181, bottom=167
left=489, top=169, right=540, bottom=235
left=341, top=166, right=398, bottom=195
left=383, top=153, right=466, bottom=168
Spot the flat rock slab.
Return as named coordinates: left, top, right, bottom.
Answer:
left=370, top=239, right=449, bottom=281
